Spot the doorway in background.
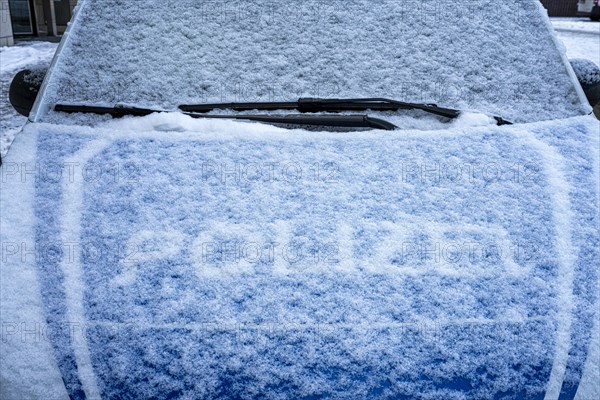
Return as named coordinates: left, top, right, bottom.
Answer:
left=8, top=0, right=37, bottom=35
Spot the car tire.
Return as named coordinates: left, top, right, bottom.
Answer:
left=591, top=6, right=600, bottom=21
left=9, top=69, right=45, bottom=117
left=583, top=82, right=600, bottom=106
left=570, top=58, right=600, bottom=106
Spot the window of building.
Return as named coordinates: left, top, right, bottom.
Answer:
left=8, top=0, right=35, bottom=35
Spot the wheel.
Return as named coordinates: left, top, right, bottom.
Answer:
left=9, top=69, right=45, bottom=117
left=583, top=82, right=600, bottom=106
left=570, top=58, right=600, bottom=106
left=591, top=6, right=600, bottom=21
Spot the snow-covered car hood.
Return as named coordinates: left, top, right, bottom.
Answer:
left=1, top=115, right=599, bottom=399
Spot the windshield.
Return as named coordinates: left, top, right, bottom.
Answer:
left=35, top=0, right=587, bottom=125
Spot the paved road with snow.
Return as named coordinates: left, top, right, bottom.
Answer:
left=0, top=41, right=57, bottom=157
left=552, top=18, right=600, bottom=66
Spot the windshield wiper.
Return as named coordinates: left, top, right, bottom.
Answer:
left=53, top=104, right=397, bottom=130
left=54, top=104, right=156, bottom=118
left=179, top=98, right=512, bottom=126
left=193, top=114, right=396, bottom=130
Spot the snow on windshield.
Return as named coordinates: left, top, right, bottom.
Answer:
left=37, top=0, right=587, bottom=124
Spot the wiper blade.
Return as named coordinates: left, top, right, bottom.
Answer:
left=179, top=97, right=512, bottom=125
left=187, top=114, right=397, bottom=130
left=199, top=114, right=398, bottom=131
left=53, top=104, right=397, bottom=130
left=54, top=104, right=156, bottom=117
left=303, top=98, right=462, bottom=120
left=179, top=98, right=460, bottom=118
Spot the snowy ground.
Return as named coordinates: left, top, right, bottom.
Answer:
left=0, top=19, right=598, bottom=157
left=0, top=41, right=58, bottom=157
left=552, top=18, right=600, bottom=66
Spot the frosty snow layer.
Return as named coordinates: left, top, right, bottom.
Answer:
left=1, top=114, right=598, bottom=399
left=37, top=0, right=587, bottom=124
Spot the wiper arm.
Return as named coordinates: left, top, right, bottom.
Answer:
left=179, top=97, right=512, bottom=125
left=191, top=114, right=397, bottom=130
left=179, top=98, right=459, bottom=118
left=300, top=98, right=462, bottom=120
left=53, top=104, right=397, bottom=130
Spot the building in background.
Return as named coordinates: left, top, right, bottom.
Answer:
left=1, top=0, right=14, bottom=46
left=539, top=0, right=578, bottom=17
left=4, top=0, right=76, bottom=44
